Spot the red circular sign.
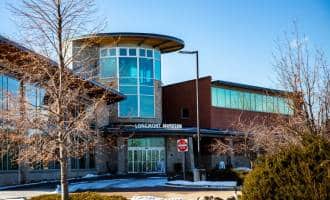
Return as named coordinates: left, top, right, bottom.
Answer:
left=177, top=139, right=188, bottom=152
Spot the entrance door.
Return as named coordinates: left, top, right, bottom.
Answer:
left=128, top=138, right=165, bottom=173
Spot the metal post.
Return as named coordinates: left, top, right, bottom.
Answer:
left=183, top=152, right=186, bottom=180
left=178, top=50, right=201, bottom=170
left=196, top=51, right=200, bottom=155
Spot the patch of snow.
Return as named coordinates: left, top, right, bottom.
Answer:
left=66, top=178, right=168, bottom=193
left=82, top=173, right=112, bottom=179
left=54, top=177, right=237, bottom=193
left=54, top=185, right=61, bottom=194
left=233, top=167, right=251, bottom=172
left=167, top=180, right=237, bottom=188
left=82, top=174, right=98, bottom=178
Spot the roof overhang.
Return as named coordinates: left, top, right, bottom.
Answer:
left=71, top=32, right=185, bottom=53
left=212, top=80, right=292, bottom=96
left=0, top=35, right=125, bottom=103
left=101, top=126, right=244, bottom=138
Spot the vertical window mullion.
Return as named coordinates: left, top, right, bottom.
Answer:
left=137, top=55, right=140, bottom=117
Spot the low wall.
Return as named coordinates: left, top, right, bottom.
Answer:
left=0, top=169, right=96, bottom=187
left=0, top=171, right=19, bottom=186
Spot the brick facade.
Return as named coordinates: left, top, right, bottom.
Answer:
left=162, top=76, right=212, bottom=128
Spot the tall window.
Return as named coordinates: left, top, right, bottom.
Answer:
left=99, top=48, right=117, bottom=78
left=99, top=47, right=161, bottom=118
left=0, top=75, right=19, bottom=171
left=211, top=86, right=293, bottom=115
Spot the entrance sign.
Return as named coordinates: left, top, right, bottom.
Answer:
left=177, top=139, right=188, bottom=152
left=134, top=123, right=182, bottom=129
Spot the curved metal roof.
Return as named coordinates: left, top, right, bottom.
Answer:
left=72, top=32, right=185, bottom=53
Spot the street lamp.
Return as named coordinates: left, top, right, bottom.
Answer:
left=178, top=50, right=200, bottom=167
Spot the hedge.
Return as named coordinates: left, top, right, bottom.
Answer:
left=242, top=135, right=330, bottom=200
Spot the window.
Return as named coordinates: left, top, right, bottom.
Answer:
left=70, top=150, right=95, bottom=170
left=100, top=49, right=108, bottom=57
left=181, top=108, right=189, bottom=119
left=99, top=47, right=161, bottom=118
left=119, top=48, right=127, bottom=56
left=155, top=60, right=161, bottom=81
left=255, top=94, right=263, bottom=112
left=109, top=48, right=116, bottom=56
left=146, top=49, right=153, bottom=58
left=211, top=86, right=293, bottom=115
left=154, top=50, right=161, bottom=81
left=99, top=57, right=117, bottom=78
left=154, top=50, right=161, bottom=60
left=266, top=96, right=274, bottom=113
left=119, top=95, right=138, bottom=117
left=129, top=48, right=136, bottom=56
left=119, top=57, right=137, bottom=78
left=119, top=86, right=137, bottom=95
left=231, top=90, right=239, bottom=108
left=139, top=49, right=146, bottom=57
left=140, top=95, right=154, bottom=117
left=128, top=138, right=165, bottom=147
left=139, top=58, right=154, bottom=82
left=0, top=149, right=18, bottom=171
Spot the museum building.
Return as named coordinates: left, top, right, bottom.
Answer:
left=0, top=33, right=293, bottom=186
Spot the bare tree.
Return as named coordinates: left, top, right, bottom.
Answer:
left=274, top=23, right=330, bottom=137
left=0, top=1, right=118, bottom=200
left=211, top=23, right=329, bottom=160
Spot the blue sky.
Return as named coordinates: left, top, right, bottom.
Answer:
left=0, top=0, right=330, bottom=88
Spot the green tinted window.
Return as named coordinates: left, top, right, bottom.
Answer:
left=155, top=60, right=161, bottom=81
left=119, top=95, right=138, bottom=117
left=211, top=86, right=292, bottom=115
left=119, top=57, right=137, bottom=78
left=128, top=138, right=165, bottom=147
left=100, top=57, right=117, bottom=78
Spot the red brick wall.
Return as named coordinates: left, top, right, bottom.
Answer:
left=162, top=76, right=212, bottom=128
left=163, top=76, right=287, bottom=130
left=210, top=107, right=283, bottom=130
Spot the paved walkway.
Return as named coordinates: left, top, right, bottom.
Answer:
left=0, top=188, right=54, bottom=200
left=0, top=189, right=238, bottom=200
left=0, top=177, right=240, bottom=200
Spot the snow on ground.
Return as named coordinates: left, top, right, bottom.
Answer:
left=233, top=167, right=251, bottom=172
left=54, top=178, right=237, bottom=193
left=82, top=173, right=112, bottom=179
left=167, top=180, right=237, bottom=188
left=63, top=178, right=168, bottom=193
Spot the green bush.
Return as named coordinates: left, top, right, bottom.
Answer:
left=242, top=135, right=330, bottom=200
left=31, top=192, right=128, bottom=200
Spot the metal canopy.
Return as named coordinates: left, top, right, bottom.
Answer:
left=101, top=126, right=243, bottom=138
left=71, top=32, right=185, bottom=53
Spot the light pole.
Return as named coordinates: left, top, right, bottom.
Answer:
left=178, top=50, right=200, bottom=168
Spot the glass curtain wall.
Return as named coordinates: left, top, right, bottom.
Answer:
left=0, top=75, right=50, bottom=171
left=99, top=47, right=161, bottom=118
left=0, top=75, right=19, bottom=171
left=211, top=87, right=293, bottom=115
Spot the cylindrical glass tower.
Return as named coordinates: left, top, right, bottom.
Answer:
left=99, top=46, right=161, bottom=118
left=70, top=33, right=184, bottom=123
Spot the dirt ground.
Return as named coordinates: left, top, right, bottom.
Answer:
left=101, top=190, right=240, bottom=200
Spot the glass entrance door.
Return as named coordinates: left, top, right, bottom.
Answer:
left=128, top=138, right=165, bottom=173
